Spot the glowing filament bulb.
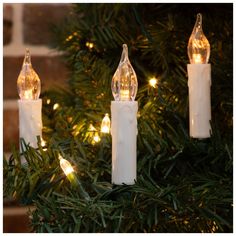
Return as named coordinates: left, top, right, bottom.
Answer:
left=41, top=138, right=47, bottom=151
left=111, top=44, right=138, bottom=101
left=17, top=49, right=41, bottom=99
left=192, top=54, right=202, bottom=64
left=187, top=13, right=210, bottom=64
left=93, top=133, right=101, bottom=142
left=53, top=103, right=60, bottom=110
left=149, top=77, right=157, bottom=88
left=59, top=155, right=74, bottom=176
left=101, top=113, right=110, bottom=133
left=41, top=138, right=46, bottom=147
left=89, top=124, right=96, bottom=131
left=86, top=42, right=94, bottom=49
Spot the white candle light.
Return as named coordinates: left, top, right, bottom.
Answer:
left=101, top=113, right=111, bottom=133
left=187, top=13, right=211, bottom=138
left=17, top=49, right=42, bottom=149
left=149, top=77, right=158, bottom=88
left=111, top=44, right=138, bottom=185
left=59, top=155, right=74, bottom=176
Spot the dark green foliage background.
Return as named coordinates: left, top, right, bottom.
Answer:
left=4, top=3, right=233, bottom=233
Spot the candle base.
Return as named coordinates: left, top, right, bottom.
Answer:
left=187, top=64, right=211, bottom=138
left=18, top=99, right=42, bottom=151
left=111, top=101, right=138, bottom=185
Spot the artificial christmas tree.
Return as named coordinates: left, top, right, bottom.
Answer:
left=4, top=3, right=233, bottom=233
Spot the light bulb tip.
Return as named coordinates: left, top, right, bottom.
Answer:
left=24, top=48, right=31, bottom=64
left=196, top=13, right=202, bottom=24
left=25, top=48, right=30, bottom=55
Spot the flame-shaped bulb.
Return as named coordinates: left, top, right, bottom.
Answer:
left=111, top=44, right=138, bottom=101
left=59, top=155, right=74, bottom=176
left=17, top=49, right=41, bottom=100
left=187, top=13, right=210, bottom=64
left=101, top=113, right=110, bottom=133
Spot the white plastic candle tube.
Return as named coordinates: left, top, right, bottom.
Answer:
left=18, top=99, right=42, bottom=148
left=111, top=101, right=138, bottom=185
left=187, top=64, right=211, bottom=138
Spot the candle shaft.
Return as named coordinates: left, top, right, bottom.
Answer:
left=187, top=64, right=211, bottom=138
left=18, top=99, right=42, bottom=149
left=111, top=101, right=138, bottom=185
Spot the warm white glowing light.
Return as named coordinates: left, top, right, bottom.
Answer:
left=41, top=138, right=46, bottom=147
left=192, top=54, right=203, bottom=64
left=41, top=138, right=47, bottom=151
left=46, top=99, right=51, bottom=104
left=111, top=44, right=138, bottom=101
left=101, top=113, right=110, bottom=133
left=17, top=49, right=41, bottom=100
left=187, top=13, right=210, bottom=64
left=53, top=103, right=60, bottom=110
left=73, top=125, right=78, bottom=130
left=23, top=89, right=33, bottom=99
left=59, top=155, right=74, bottom=176
left=120, top=90, right=130, bottom=100
left=72, top=124, right=79, bottom=136
left=93, top=133, right=101, bottom=142
left=88, top=124, right=101, bottom=143
left=89, top=124, right=96, bottom=131
left=86, top=42, right=94, bottom=49
left=149, top=78, right=157, bottom=88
